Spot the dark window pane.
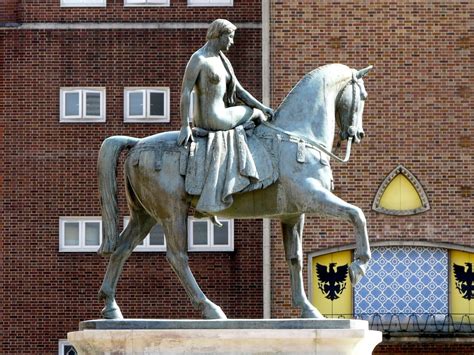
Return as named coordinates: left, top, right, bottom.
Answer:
left=193, top=221, right=208, bottom=245
left=149, top=92, right=165, bottom=116
left=85, top=222, right=100, bottom=246
left=150, top=224, right=165, bottom=246
left=213, top=221, right=229, bottom=245
left=64, top=345, right=78, bottom=355
left=85, top=92, right=101, bottom=116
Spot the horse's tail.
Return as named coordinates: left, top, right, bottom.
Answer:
left=98, top=136, right=139, bottom=256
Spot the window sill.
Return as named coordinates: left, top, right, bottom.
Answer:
left=187, top=246, right=234, bottom=252
left=60, top=118, right=106, bottom=123
left=124, top=118, right=170, bottom=123
left=124, top=4, right=170, bottom=7
left=59, top=247, right=100, bottom=252
left=134, top=247, right=167, bottom=252
left=60, top=4, right=106, bottom=7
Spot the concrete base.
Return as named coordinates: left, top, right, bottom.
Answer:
left=68, top=319, right=382, bottom=354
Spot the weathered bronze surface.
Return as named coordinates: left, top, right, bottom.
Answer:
left=97, top=19, right=373, bottom=320
left=178, top=19, right=273, bottom=146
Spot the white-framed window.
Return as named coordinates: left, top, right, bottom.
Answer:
left=60, top=88, right=106, bottom=122
left=58, top=340, right=77, bottom=355
left=188, top=217, right=234, bottom=252
left=187, top=0, right=233, bottom=6
left=124, top=217, right=234, bottom=252
left=59, top=217, right=102, bottom=252
left=124, top=217, right=167, bottom=252
left=60, top=0, right=106, bottom=7
left=124, top=87, right=170, bottom=123
left=124, top=0, right=169, bottom=6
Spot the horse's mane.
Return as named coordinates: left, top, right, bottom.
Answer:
left=274, top=64, right=353, bottom=121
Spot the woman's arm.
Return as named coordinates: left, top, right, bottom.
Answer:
left=178, top=54, right=201, bottom=146
left=235, top=80, right=274, bottom=119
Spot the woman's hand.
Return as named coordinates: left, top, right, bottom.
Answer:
left=177, top=125, right=193, bottom=146
left=262, top=106, right=274, bottom=121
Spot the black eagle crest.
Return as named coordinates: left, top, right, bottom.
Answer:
left=453, top=263, right=474, bottom=300
left=316, top=262, right=349, bottom=301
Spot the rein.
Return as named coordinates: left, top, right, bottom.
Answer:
left=262, top=74, right=360, bottom=164
left=262, top=120, right=353, bottom=163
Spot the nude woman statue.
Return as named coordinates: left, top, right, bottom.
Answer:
left=177, top=19, right=274, bottom=146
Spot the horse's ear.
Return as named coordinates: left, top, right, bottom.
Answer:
left=356, top=65, right=373, bottom=79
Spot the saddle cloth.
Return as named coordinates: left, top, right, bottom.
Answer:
left=184, top=125, right=278, bottom=213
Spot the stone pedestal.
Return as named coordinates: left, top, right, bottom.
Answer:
left=68, top=319, right=382, bottom=354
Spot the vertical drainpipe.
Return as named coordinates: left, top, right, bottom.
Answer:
left=263, top=218, right=271, bottom=318
left=262, top=0, right=271, bottom=319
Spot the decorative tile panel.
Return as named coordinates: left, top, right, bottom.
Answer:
left=354, top=247, right=448, bottom=315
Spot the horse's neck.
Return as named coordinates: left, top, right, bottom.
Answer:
left=273, top=75, right=336, bottom=148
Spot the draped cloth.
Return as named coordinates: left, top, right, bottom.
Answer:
left=184, top=125, right=276, bottom=213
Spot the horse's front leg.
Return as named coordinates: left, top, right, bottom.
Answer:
left=281, top=214, right=324, bottom=319
left=304, top=179, right=371, bottom=285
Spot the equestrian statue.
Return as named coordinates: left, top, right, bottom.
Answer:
left=97, top=19, right=373, bottom=320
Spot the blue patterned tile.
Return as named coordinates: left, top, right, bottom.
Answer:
left=408, top=287, right=419, bottom=298
left=395, top=275, right=406, bottom=284
left=355, top=247, right=448, bottom=315
left=408, top=275, right=419, bottom=285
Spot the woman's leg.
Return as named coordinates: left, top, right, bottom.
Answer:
left=209, top=105, right=265, bottom=130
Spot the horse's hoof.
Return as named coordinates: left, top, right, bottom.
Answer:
left=210, top=216, right=223, bottom=227
left=202, top=304, right=227, bottom=320
left=349, top=260, right=367, bottom=286
left=101, top=305, right=124, bottom=319
left=301, top=307, right=325, bottom=319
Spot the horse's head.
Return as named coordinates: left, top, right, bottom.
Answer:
left=336, top=66, right=373, bottom=144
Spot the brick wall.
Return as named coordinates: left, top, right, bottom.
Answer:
left=15, top=0, right=261, bottom=23
left=270, top=0, right=472, bottom=351
left=1, top=27, right=263, bottom=353
left=0, top=0, right=20, bottom=23
left=270, top=0, right=472, bottom=313
left=375, top=341, right=474, bottom=354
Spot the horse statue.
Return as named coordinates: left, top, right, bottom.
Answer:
left=97, top=63, right=373, bottom=320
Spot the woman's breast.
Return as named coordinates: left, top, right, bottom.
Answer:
left=205, top=64, right=230, bottom=85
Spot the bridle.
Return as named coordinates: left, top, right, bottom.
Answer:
left=337, top=71, right=365, bottom=140
left=263, top=73, right=363, bottom=164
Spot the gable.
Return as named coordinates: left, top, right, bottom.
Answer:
left=373, top=165, right=430, bottom=216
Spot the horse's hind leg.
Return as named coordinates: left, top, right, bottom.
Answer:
left=98, top=209, right=155, bottom=319
left=163, top=212, right=227, bottom=319
left=281, top=214, right=324, bottom=319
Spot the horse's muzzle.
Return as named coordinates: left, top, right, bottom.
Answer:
left=355, top=130, right=365, bottom=143
left=346, top=126, right=364, bottom=144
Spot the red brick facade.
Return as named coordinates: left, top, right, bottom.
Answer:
left=16, top=0, right=261, bottom=23
left=375, top=342, right=474, bottom=355
left=0, top=0, right=19, bottom=23
left=269, top=1, right=472, bottom=353
left=1, top=0, right=472, bottom=353
left=1, top=2, right=263, bottom=353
